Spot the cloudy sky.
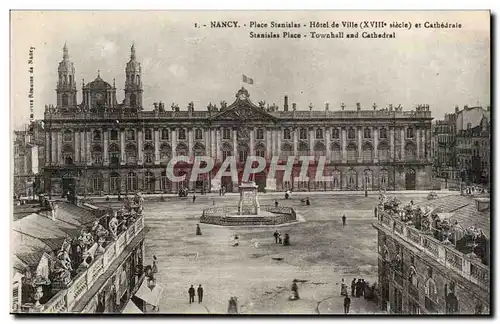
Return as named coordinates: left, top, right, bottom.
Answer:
left=11, top=10, right=490, bottom=129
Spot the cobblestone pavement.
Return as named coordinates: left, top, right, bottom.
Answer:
left=94, top=192, right=453, bottom=314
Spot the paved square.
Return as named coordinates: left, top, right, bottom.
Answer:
left=97, top=192, right=424, bottom=314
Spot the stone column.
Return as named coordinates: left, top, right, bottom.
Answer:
left=250, top=127, right=255, bottom=156
left=51, top=132, right=57, bottom=164
left=390, top=127, right=395, bottom=161
left=45, top=132, right=51, bottom=165
left=210, top=128, right=216, bottom=160
left=86, top=129, right=91, bottom=166
left=120, top=129, right=125, bottom=165
left=357, top=127, right=362, bottom=163
left=416, top=128, right=421, bottom=160
left=309, top=128, right=314, bottom=156
left=204, top=128, right=210, bottom=158
left=188, top=128, right=194, bottom=157
left=276, top=128, right=281, bottom=157
left=137, top=129, right=143, bottom=164
left=102, top=129, right=108, bottom=166
left=215, top=128, right=221, bottom=161
left=266, top=128, right=272, bottom=159
left=292, top=128, right=298, bottom=157
left=426, top=128, right=431, bottom=162
left=154, top=129, right=160, bottom=164
left=374, top=127, right=379, bottom=163
left=325, top=128, right=331, bottom=161
left=341, top=127, right=347, bottom=163
left=171, top=128, right=177, bottom=158
left=400, top=127, right=405, bottom=161
left=57, top=131, right=63, bottom=165
left=232, top=128, right=237, bottom=158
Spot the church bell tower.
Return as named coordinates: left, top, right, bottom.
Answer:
left=56, top=43, right=77, bottom=110
left=124, top=44, right=143, bottom=110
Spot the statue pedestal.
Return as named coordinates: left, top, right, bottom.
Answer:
left=238, top=182, right=260, bottom=215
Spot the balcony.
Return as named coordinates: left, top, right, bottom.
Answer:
left=41, top=216, right=145, bottom=313
left=376, top=211, right=489, bottom=291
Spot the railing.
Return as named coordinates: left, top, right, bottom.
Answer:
left=376, top=211, right=489, bottom=291
left=41, top=215, right=144, bottom=313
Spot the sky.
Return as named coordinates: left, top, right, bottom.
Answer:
left=10, top=10, right=490, bottom=130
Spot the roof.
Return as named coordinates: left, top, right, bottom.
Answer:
left=11, top=231, right=53, bottom=268
left=85, top=75, right=112, bottom=90
left=456, top=106, right=490, bottom=131
left=416, top=195, right=490, bottom=237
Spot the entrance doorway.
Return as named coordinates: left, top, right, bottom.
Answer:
left=255, top=171, right=266, bottom=192
left=221, top=176, right=233, bottom=193
left=405, top=169, right=416, bottom=190
left=62, top=176, right=76, bottom=197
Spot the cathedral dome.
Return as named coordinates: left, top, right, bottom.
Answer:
left=58, top=43, right=75, bottom=73
left=86, top=73, right=112, bottom=90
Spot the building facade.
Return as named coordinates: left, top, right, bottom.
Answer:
left=43, top=44, right=434, bottom=196
left=373, top=196, right=490, bottom=315
left=13, top=121, right=45, bottom=197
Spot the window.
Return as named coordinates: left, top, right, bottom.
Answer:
left=347, top=144, right=357, bottom=162
left=256, top=128, right=264, bottom=140
left=144, top=171, right=155, bottom=192
left=93, top=130, right=101, bottom=141
left=239, top=149, right=248, bottom=163
left=161, top=129, right=169, bottom=140
left=348, top=127, right=356, bottom=139
left=283, top=129, right=291, bottom=140
left=256, top=144, right=266, bottom=158
left=378, top=143, right=389, bottom=162
left=144, top=153, right=153, bottom=164
left=380, top=128, right=387, bottom=139
left=92, top=145, right=103, bottom=164
left=332, top=128, right=340, bottom=139
left=127, top=129, right=135, bottom=141
left=92, top=176, right=102, bottom=193
left=110, top=129, right=118, bottom=141
left=315, top=128, right=323, bottom=139
left=222, top=144, right=232, bottom=160
left=195, top=129, right=203, bottom=140
left=222, top=128, right=231, bottom=140
left=178, top=128, right=186, bottom=140
left=407, top=127, right=414, bottom=138
left=130, top=94, right=137, bottom=107
left=145, top=129, right=152, bottom=141
left=127, top=172, right=138, bottom=192
left=109, top=173, right=120, bottom=193
left=160, top=171, right=172, bottom=192
left=62, top=94, right=69, bottom=106
left=125, top=144, right=137, bottom=164
left=299, top=128, right=307, bottom=140
left=109, top=144, right=120, bottom=165
left=331, top=143, right=341, bottom=161
left=63, top=130, right=72, bottom=142
left=364, top=127, right=371, bottom=139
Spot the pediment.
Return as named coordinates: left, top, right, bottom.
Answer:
left=210, top=99, right=277, bottom=122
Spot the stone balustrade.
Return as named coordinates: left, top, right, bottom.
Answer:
left=377, top=211, right=489, bottom=290
left=41, top=216, right=144, bottom=313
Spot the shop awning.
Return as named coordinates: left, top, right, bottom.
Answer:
left=122, top=300, right=143, bottom=314
left=134, top=280, right=165, bottom=307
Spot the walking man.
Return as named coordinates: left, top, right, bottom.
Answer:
left=342, top=214, right=347, bottom=227
left=344, top=295, right=351, bottom=314
left=193, top=194, right=196, bottom=203
left=273, top=230, right=279, bottom=244
left=197, top=284, right=204, bottom=303
left=351, top=278, right=356, bottom=297
left=188, top=285, right=195, bottom=304
left=274, top=200, right=279, bottom=208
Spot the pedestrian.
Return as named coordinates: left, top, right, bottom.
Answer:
left=291, top=280, right=300, bottom=300
left=355, top=279, right=362, bottom=297
left=275, top=200, right=279, bottom=208
left=343, top=295, right=351, bottom=314
left=213, top=199, right=216, bottom=206
left=351, top=278, right=356, bottom=296
left=306, top=197, right=310, bottom=206
left=278, top=232, right=283, bottom=244
left=361, top=279, right=366, bottom=297
left=193, top=194, right=196, bottom=203
left=342, top=214, right=346, bottom=226
left=365, top=189, right=368, bottom=197
left=197, top=284, right=203, bottom=303
left=188, top=285, right=195, bottom=304
left=283, top=233, right=290, bottom=246
left=273, top=230, right=279, bottom=244
left=196, top=224, right=202, bottom=235
left=340, top=278, right=348, bottom=296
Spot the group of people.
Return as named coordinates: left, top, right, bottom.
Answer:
left=218, top=186, right=227, bottom=196
left=273, top=230, right=290, bottom=246
left=351, top=278, right=369, bottom=298
left=188, top=284, right=204, bottom=304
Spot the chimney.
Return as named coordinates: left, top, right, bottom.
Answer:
left=284, top=96, right=289, bottom=111
left=356, top=103, right=361, bottom=111
left=292, top=103, right=297, bottom=111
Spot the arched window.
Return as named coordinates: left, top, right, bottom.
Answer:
left=222, top=128, right=231, bottom=140
left=91, top=174, right=103, bottom=193
left=425, top=278, right=438, bottom=302
left=330, top=142, right=341, bottom=161
left=380, top=128, right=388, bottom=139
left=161, top=128, right=169, bottom=141
left=332, top=170, right=341, bottom=189
left=348, top=127, right=356, bottom=139
left=195, top=129, right=203, bottom=140
left=405, top=142, right=417, bottom=161
left=256, top=143, right=267, bottom=158
left=130, top=94, right=137, bottom=107
left=93, top=130, right=101, bottom=141
left=347, top=143, right=357, bottom=162
left=144, top=171, right=155, bottom=193
left=256, top=128, right=264, bottom=140
left=222, top=143, right=232, bottom=160
left=315, top=128, right=323, bottom=139
left=314, top=142, right=326, bottom=159
left=332, top=128, right=340, bottom=139
left=379, top=169, right=389, bottom=189
left=127, top=172, right=137, bottom=192
left=298, top=142, right=309, bottom=155
left=378, top=142, right=390, bottom=162
left=160, top=171, right=172, bottom=192
left=175, top=143, right=188, bottom=156
left=62, top=144, right=73, bottom=165
left=283, top=128, right=291, bottom=140
left=194, top=142, right=205, bottom=156
left=63, top=130, right=72, bottom=142
left=92, top=145, right=103, bottom=164
left=109, top=144, right=120, bottom=166
left=238, top=144, right=249, bottom=164
left=110, top=129, right=118, bottom=141
left=62, top=94, right=69, bottom=106
left=362, top=143, right=374, bottom=162
left=109, top=172, right=120, bottom=193
left=127, top=129, right=135, bottom=141
left=160, top=143, right=171, bottom=161
left=299, top=128, right=308, bottom=140
left=346, top=169, right=357, bottom=190
left=144, top=129, right=152, bottom=141
left=407, top=127, right=414, bottom=138
left=144, top=143, right=154, bottom=164
left=125, top=144, right=137, bottom=164
left=364, top=127, right=371, bottom=139
left=178, top=128, right=186, bottom=140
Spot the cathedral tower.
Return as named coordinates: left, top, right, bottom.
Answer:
left=124, top=44, right=143, bottom=110
left=56, top=43, right=77, bottom=110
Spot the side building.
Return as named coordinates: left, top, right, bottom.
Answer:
left=43, top=44, right=434, bottom=196
left=373, top=194, right=490, bottom=314
left=11, top=198, right=149, bottom=313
